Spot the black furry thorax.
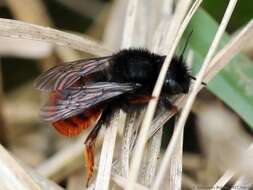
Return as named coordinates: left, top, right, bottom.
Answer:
left=108, top=48, right=191, bottom=95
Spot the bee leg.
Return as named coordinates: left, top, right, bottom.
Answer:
left=84, top=123, right=103, bottom=187
left=128, top=95, right=155, bottom=104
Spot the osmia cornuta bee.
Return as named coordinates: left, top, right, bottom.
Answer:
left=35, top=42, right=205, bottom=185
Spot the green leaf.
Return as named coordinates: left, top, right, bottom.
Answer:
left=184, top=8, right=253, bottom=129
left=202, top=0, right=253, bottom=32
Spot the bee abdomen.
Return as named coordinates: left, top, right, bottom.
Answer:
left=52, top=109, right=102, bottom=137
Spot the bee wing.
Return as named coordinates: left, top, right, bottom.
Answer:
left=41, top=82, right=140, bottom=122
left=34, top=56, right=111, bottom=91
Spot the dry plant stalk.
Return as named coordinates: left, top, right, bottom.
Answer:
left=205, top=19, right=253, bottom=81
left=142, top=0, right=191, bottom=186
left=120, top=109, right=142, bottom=177
left=127, top=0, right=208, bottom=188
left=163, top=48, right=194, bottom=190
left=121, top=0, right=140, bottom=49
left=0, top=18, right=110, bottom=56
left=212, top=170, right=235, bottom=189
left=95, top=0, right=141, bottom=188
left=232, top=175, right=252, bottom=189
left=152, top=1, right=238, bottom=189
left=6, top=0, right=81, bottom=63
left=95, top=112, right=125, bottom=190
left=118, top=0, right=149, bottom=183
left=112, top=174, right=148, bottom=190
left=149, top=18, right=253, bottom=140
left=126, top=0, right=194, bottom=189
left=213, top=138, right=253, bottom=188
left=153, top=1, right=204, bottom=189
left=0, top=37, right=52, bottom=58
left=141, top=17, right=253, bottom=190
left=0, top=145, right=62, bottom=190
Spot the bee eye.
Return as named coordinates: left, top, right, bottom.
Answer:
left=164, top=78, right=183, bottom=95
left=167, top=79, right=176, bottom=87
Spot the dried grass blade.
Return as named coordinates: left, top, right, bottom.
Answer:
left=148, top=19, right=253, bottom=140
left=153, top=0, right=192, bottom=53
left=21, top=163, right=64, bottom=190
left=125, top=0, right=201, bottom=189
left=5, top=0, right=81, bottom=64
left=133, top=0, right=149, bottom=47
left=159, top=0, right=192, bottom=53
left=121, top=0, right=140, bottom=48
left=120, top=109, right=140, bottom=176
left=148, top=97, right=183, bottom=138
left=145, top=19, right=253, bottom=189
left=165, top=128, right=184, bottom=189
left=113, top=0, right=142, bottom=186
left=0, top=145, right=44, bottom=190
left=36, top=137, right=84, bottom=182
left=146, top=0, right=164, bottom=49
left=112, top=174, right=149, bottom=190
left=232, top=176, right=252, bottom=189
left=151, top=0, right=173, bottom=52
left=95, top=111, right=125, bottom=190
left=0, top=37, right=52, bottom=58
left=166, top=50, right=194, bottom=190
left=146, top=8, right=253, bottom=190
left=152, top=1, right=238, bottom=189
left=212, top=170, right=235, bottom=189
left=212, top=140, right=253, bottom=188
left=103, top=0, right=127, bottom=49
left=205, top=19, right=253, bottom=81
left=0, top=18, right=110, bottom=56
left=142, top=128, right=163, bottom=186
left=119, top=0, right=146, bottom=177
left=141, top=0, right=173, bottom=184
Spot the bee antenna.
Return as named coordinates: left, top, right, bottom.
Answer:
left=189, top=75, right=207, bottom=86
left=180, top=30, right=193, bottom=60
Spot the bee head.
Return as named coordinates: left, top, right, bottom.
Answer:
left=162, top=31, right=194, bottom=95
left=156, top=32, right=206, bottom=96
left=163, top=56, right=191, bottom=95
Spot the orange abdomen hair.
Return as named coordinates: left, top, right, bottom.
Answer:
left=52, top=109, right=102, bottom=137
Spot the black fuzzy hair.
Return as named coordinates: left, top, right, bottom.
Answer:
left=111, top=48, right=191, bottom=94
left=112, top=48, right=161, bottom=64
left=110, top=48, right=163, bottom=84
left=168, top=55, right=191, bottom=92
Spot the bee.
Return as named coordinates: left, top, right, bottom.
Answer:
left=35, top=40, right=205, bottom=185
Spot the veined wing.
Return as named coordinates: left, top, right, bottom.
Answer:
left=41, top=82, right=140, bottom=122
left=35, top=56, right=111, bottom=91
